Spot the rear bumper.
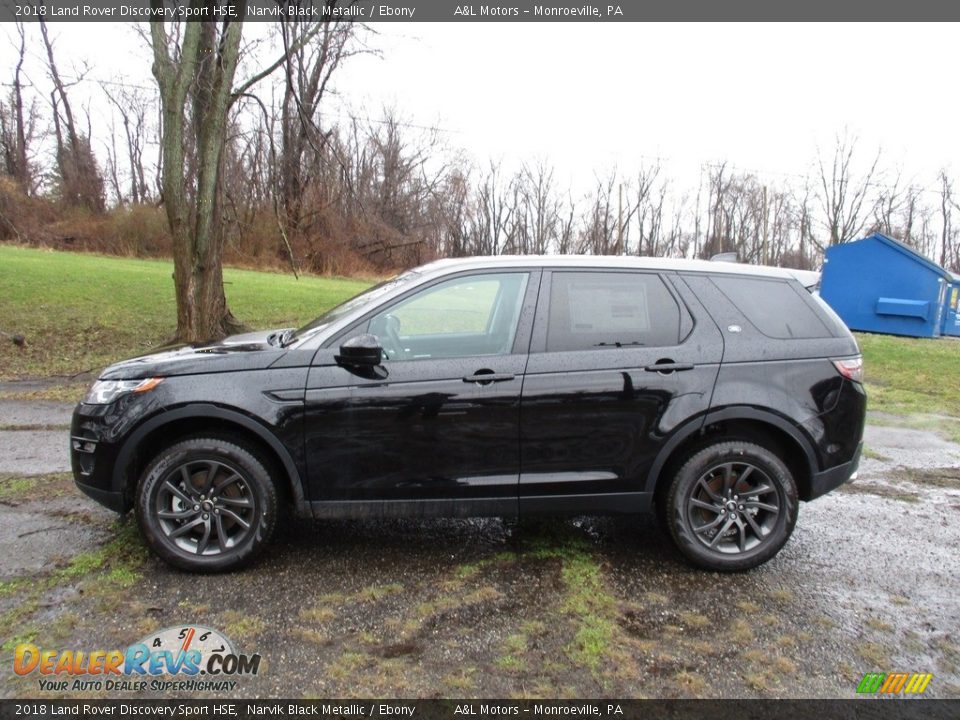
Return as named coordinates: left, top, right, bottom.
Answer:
left=808, top=441, right=862, bottom=500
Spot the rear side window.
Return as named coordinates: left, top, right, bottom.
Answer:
left=547, top=271, right=681, bottom=351
left=711, top=275, right=831, bottom=339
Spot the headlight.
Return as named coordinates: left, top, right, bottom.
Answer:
left=83, top=377, right=164, bottom=405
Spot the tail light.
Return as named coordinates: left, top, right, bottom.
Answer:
left=832, top=356, right=864, bottom=383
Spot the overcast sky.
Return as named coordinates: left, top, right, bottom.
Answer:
left=3, top=22, right=958, bottom=194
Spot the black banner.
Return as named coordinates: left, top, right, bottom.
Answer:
left=1, top=700, right=959, bottom=720
left=2, top=0, right=960, bottom=22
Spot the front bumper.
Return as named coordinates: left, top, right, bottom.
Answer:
left=71, top=402, right=132, bottom=514
left=808, top=440, right=862, bottom=500
left=75, top=479, right=126, bottom=513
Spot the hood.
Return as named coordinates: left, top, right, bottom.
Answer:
left=99, top=329, right=292, bottom=380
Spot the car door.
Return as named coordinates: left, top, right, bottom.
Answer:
left=519, top=269, right=723, bottom=514
left=303, top=269, right=540, bottom=516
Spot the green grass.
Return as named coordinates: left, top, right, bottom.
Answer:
left=0, top=245, right=373, bottom=380
left=220, top=610, right=267, bottom=640
left=0, top=521, right=149, bottom=653
left=527, top=530, right=619, bottom=675
left=4, top=245, right=960, bottom=424
left=857, top=332, right=960, bottom=417
left=0, top=472, right=74, bottom=502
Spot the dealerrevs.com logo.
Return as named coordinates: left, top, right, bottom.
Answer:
left=13, top=625, right=261, bottom=693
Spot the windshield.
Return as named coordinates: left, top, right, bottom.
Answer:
left=286, top=270, right=421, bottom=344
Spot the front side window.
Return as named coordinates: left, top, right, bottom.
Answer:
left=368, top=272, right=529, bottom=361
left=289, top=270, right=421, bottom=344
left=546, top=271, right=681, bottom=351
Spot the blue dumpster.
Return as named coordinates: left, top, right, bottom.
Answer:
left=820, top=233, right=951, bottom=338
left=943, top=276, right=960, bottom=337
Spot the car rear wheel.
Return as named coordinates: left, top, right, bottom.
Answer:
left=135, top=437, right=279, bottom=572
left=665, top=441, right=798, bottom=572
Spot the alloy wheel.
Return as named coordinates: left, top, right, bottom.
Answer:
left=685, top=461, right=781, bottom=555
left=154, top=459, right=257, bottom=556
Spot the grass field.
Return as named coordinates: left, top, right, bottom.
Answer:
left=0, top=245, right=372, bottom=383
left=855, top=332, right=960, bottom=417
left=1, top=245, right=959, bottom=420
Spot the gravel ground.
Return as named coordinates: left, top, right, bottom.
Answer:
left=1, top=400, right=958, bottom=699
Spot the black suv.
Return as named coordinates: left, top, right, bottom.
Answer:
left=72, top=257, right=865, bottom=572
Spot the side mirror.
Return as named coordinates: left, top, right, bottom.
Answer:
left=336, top=333, right=383, bottom=367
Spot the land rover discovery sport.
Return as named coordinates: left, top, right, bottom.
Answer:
left=71, top=256, right=866, bottom=572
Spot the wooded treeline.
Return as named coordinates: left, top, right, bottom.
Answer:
left=2, top=19, right=959, bottom=279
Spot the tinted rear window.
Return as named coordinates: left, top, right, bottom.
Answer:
left=711, top=275, right=832, bottom=339
left=547, top=271, right=681, bottom=351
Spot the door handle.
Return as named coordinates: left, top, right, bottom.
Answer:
left=463, top=372, right=515, bottom=384
left=644, top=362, right=695, bottom=373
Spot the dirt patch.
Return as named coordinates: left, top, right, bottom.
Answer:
left=0, top=492, right=114, bottom=578
left=893, top=466, right=960, bottom=489
left=837, top=481, right=922, bottom=503
left=0, top=379, right=91, bottom=403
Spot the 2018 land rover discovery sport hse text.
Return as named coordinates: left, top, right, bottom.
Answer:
left=71, top=256, right=866, bottom=572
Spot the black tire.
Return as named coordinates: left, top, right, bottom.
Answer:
left=665, top=440, right=798, bottom=572
left=135, top=437, right=279, bottom=572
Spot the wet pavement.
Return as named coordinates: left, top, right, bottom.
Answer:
left=0, top=400, right=958, bottom=699
left=0, top=400, right=74, bottom=428
left=0, top=400, right=72, bottom=474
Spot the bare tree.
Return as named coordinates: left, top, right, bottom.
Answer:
left=899, top=184, right=923, bottom=250
left=151, top=16, right=246, bottom=341
left=788, top=178, right=817, bottom=269
left=939, top=171, right=959, bottom=273
left=634, top=163, right=672, bottom=257
left=664, top=192, right=690, bottom=259
left=103, top=113, right=123, bottom=204
left=0, top=22, right=37, bottom=193
left=276, top=18, right=358, bottom=233
left=578, top=170, right=618, bottom=255
left=514, top=160, right=560, bottom=254
left=39, top=18, right=105, bottom=212
left=473, top=161, right=514, bottom=256
left=103, top=85, right=153, bottom=204
left=871, top=167, right=902, bottom=237
left=816, top=133, right=879, bottom=246
left=150, top=11, right=332, bottom=341
left=702, top=162, right=732, bottom=258
left=556, top=192, right=577, bottom=255
left=429, top=165, right=472, bottom=258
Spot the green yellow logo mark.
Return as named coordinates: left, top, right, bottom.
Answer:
left=857, top=672, right=932, bottom=695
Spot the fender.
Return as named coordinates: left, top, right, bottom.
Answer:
left=112, top=404, right=308, bottom=512
left=644, top=406, right=821, bottom=494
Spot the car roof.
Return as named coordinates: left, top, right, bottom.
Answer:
left=415, top=255, right=817, bottom=284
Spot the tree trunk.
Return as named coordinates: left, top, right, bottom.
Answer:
left=151, top=12, right=245, bottom=342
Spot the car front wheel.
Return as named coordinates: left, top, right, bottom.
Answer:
left=135, top=437, right=279, bottom=572
left=665, top=440, right=798, bottom=572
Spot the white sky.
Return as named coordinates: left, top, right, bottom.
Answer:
left=3, top=21, right=959, bottom=194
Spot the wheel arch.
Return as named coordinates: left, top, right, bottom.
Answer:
left=112, top=404, right=307, bottom=514
left=648, top=407, right=819, bottom=504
